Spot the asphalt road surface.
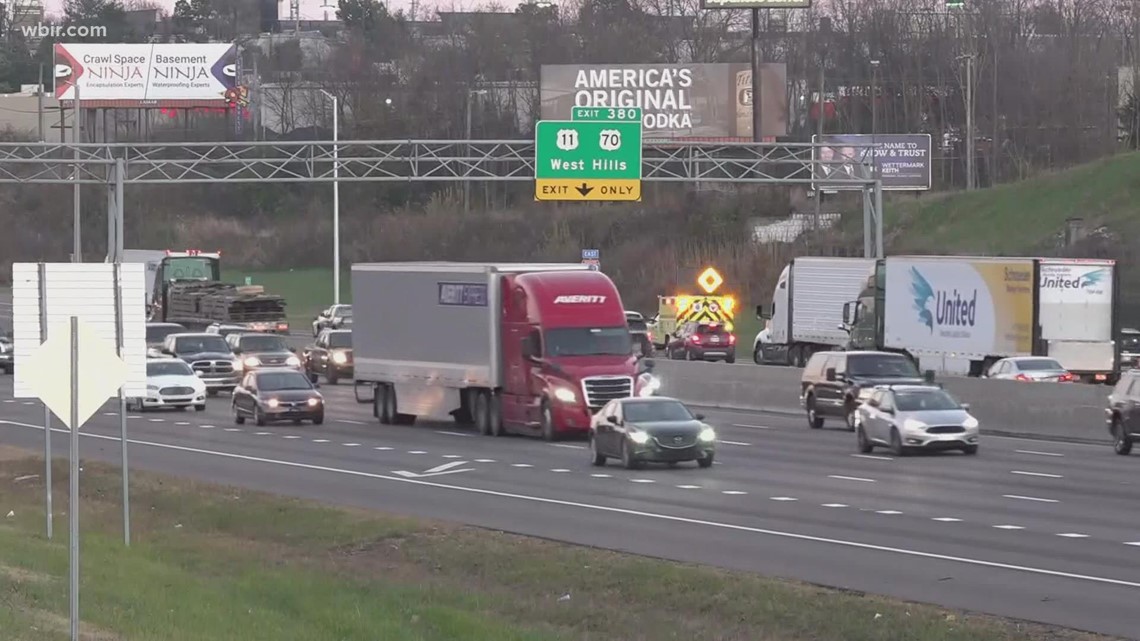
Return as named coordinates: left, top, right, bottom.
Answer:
left=2, top=377, right=1139, bottom=638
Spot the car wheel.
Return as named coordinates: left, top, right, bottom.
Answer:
left=293, top=419, right=302, bottom=425
left=590, top=435, right=606, bottom=466
left=194, top=404, right=205, bottom=412
left=725, top=354, right=736, bottom=364
left=308, top=370, right=319, bottom=384
left=621, top=440, right=639, bottom=469
left=686, top=349, right=695, bottom=361
left=753, top=345, right=763, bottom=364
left=312, top=413, right=324, bottom=425
left=207, top=390, right=218, bottom=398
left=962, top=444, right=979, bottom=455
left=540, top=400, right=556, bottom=442
left=255, top=408, right=267, bottom=427
left=475, top=391, right=492, bottom=436
left=856, top=425, right=873, bottom=453
left=890, top=428, right=908, bottom=457
left=1112, top=420, right=1133, bottom=455
left=233, top=404, right=245, bottom=425
left=805, top=395, right=823, bottom=429
left=665, top=346, right=674, bottom=360
left=328, top=371, right=339, bottom=385
left=697, top=453, right=714, bottom=468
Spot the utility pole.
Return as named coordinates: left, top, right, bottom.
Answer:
left=750, top=8, right=762, bottom=141
left=870, top=59, right=880, bottom=180
left=814, top=17, right=830, bottom=231
left=963, top=54, right=975, bottom=190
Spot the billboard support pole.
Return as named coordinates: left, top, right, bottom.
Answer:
left=874, top=181, right=884, bottom=259
left=750, top=9, right=763, bottom=142
left=72, top=85, right=81, bottom=262
left=37, top=262, right=52, bottom=540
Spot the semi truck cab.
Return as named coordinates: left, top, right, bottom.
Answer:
left=151, top=250, right=223, bottom=320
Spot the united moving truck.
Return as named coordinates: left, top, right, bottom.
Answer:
left=841, top=256, right=1119, bottom=382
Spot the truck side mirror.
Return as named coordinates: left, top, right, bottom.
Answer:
left=606, top=415, right=619, bottom=424
left=923, top=369, right=936, bottom=383
left=521, top=336, right=537, bottom=360
left=825, top=367, right=837, bottom=382
left=841, top=302, right=855, bottom=325
left=755, top=304, right=765, bottom=319
left=643, top=359, right=655, bottom=371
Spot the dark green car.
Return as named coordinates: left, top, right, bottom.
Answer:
left=589, top=396, right=716, bottom=469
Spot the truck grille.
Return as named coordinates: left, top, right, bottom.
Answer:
left=260, top=356, right=288, bottom=366
left=160, top=386, right=195, bottom=396
left=192, top=360, right=234, bottom=375
left=581, top=376, right=633, bottom=410
left=926, top=425, right=966, bottom=434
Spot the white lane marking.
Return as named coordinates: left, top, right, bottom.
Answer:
left=770, top=497, right=797, bottom=502
left=22, top=401, right=34, bottom=405
left=731, top=423, right=771, bottom=429
left=876, top=510, right=903, bottom=515
left=282, top=435, right=300, bottom=440
left=255, top=432, right=273, bottom=436
left=719, top=440, right=750, bottom=446
left=1011, top=470, right=1063, bottom=479
left=474, top=459, right=496, bottom=463
left=103, top=412, right=118, bottom=416
left=722, top=490, right=748, bottom=495
left=148, top=418, right=164, bottom=423
left=676, top=485, right=701, bottom=489
left=338, top=420, right=366, bottom=425
left=851, top=454, right=893, bottom=461
left=223, top=428, right=241, bottom=433
left=994, top=525, right=1025, bottom=530
left=932, top=517, right=963, bottom=522
left=1056, top=533, right=1090, bottom=538
left=7, top=418, right=1140, bottom=591
left=435, top=431, right=472, bottom=438
left=1015, top=449, right=1064, bottom=458
left=441, top=454, right=463, bottom=459
left=590, top=473, right=611, bottom=478
left=550, top=443, right=585, bottom=450
left=1124, top=542, right=1140, bottom=547
left=828, top=475, right=876, bottom=483
left=1003, top=494, right=1059, bottom=504
left=2, top=400, right=13, bottom=403
left=343, top=443, right=361, bottom=447
left=199, top=425, right=215, bottom=429
left=374, top=446, right=393, bottom=451
left=551, top=469, right=570, bottom=473
left=511, top=463, right=533, bottom=468
left=128, top=415, right=143, bottom=419
left=408, top=450, right=427, bottom=454
left=174, top=421, right=190, bottom=426
left=821, top=503, right=848, bottom=508
left=312, top=439, right=330, bottom=443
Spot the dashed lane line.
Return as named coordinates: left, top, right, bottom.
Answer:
left=1011, top=470, right=1063, bottom=479
left=932, top=517, right=963, bottom=522
left=876, top=510, right=903, bottom=515
left=474, top=458, right=496, bottom=463
left=343, top=443, right=361, bottom=447
left=551, top=469, right=570, bottom=473
left=511, top=463, right=533, bottom=468
left=828, top=474, right=876, bottom=483
left=719, top=440, right=750, bottom=446
left=1056, top=533, right=1090, bottom=539
left=550, top=443, right=585, bottom=450
left=770, top=497, right=797, bottom=502
left=677, top=485, right=701, bottom=489
left=147, top=418, right=164, bottom=423
left=731, top=423, right=771, bottom=429
left=441, top=454, right=462, bottom=459
left=374, top=446, right=393, bottom=451
left=630, top=479, right=655, bottom=484
left=590, top=473, right=612, bottom=478
left=722, top=490, right=748, bottom=495
left=851, top=454, right=893, bottom=461
left=255, top=432, right=273, bottom=436
left=224, top=428, right=241, bottom=433
left=821, top=503, right=848, bottom=508
left=408, top=450, right=427, bottom=454
left=1003, top=494, right=1059, bottom=503
left=436, top=431, right=473, bottom=438
left=994, top=525, right=1025, bottom=530
left=1015, top=450, right=1064, bottom=458
left=338, top=419, right=366, bottom=425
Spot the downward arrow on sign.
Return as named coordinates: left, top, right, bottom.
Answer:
left=576, top=183, right=593, bottom=196
left=392, top=460, right=474, bottom=478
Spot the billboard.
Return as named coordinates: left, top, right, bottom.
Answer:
left=701, top=0, right=811, bottom=7
left=812, top=133, right=932, bottom=191
left=540, top=63, right=788, bottom=140
left=1038, top=259, right=1114, bottom=341
left=54, top=43, right=237, bottom=108
left=884, top=257, right=1034, bottom=357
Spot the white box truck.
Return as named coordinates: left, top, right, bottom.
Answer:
left=753, top=257, right=876, bottom=366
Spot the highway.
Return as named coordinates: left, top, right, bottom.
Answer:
left=2, top=376, right=1140, bottom=638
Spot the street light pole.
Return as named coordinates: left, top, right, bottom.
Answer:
left=870, top=59, right=880, bottom=179
left=464, top=89, right=486, bottom=212
left=319, top=90, right=340, bottom=304
left=957, top=54, right=976, bottom=190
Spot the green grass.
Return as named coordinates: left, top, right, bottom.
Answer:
left=888, top=151, right=1140, bottom=254
left=0, top=450, right=1121, bottom=641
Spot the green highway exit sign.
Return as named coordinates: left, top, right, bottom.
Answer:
left=534, top=107, right=643, bottom=202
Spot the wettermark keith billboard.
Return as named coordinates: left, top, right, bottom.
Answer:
left=54, top=43, right=237, bottom=108
left=540, top=63, right=788, bottom=141
left=883, top=257, right=1034, bottom=357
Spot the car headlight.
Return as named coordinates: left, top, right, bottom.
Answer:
left=553, top=387, right=577, bottom=403
left=331, top=351, right=348, bottom=364
left=244, top=356, right=261, bottom=368
left=266, top=398, right=279, bottom=408
left=902, top=418, right=927, bottom=431
left=963, top=416, right=979, bottom=430
left=286, top=355, right=301, bottom=367
left=307, top=397, right=320, bottom=406
left=231, top=358, right=243, bottom=370
left=629, top=430, right=650, bottom=444
left=698, top=427, right=716, bottom=442
left=638, top=373, right=661, bottom=397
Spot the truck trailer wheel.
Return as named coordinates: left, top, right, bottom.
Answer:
left=475, top=391, right=492, bottom=436
left=377, top=385, right=394, bottom=424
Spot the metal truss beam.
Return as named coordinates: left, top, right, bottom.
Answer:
left=0, top=140, right=878, bottom=187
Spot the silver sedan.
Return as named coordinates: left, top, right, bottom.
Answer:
left=854, top=385, right=979, bottom=456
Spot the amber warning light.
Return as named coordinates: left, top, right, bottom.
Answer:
left=697, top=267, right=724, bottom=294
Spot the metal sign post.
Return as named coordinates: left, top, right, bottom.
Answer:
left=68, top=316, right=79, bottom=641
left=37, top=263, right=52, bottom=539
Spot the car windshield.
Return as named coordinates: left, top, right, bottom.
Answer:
left=337, top=307, right=353, bottom=318
left=173, top=336, right=230, bottom=354
left=327, top=332, right=352, bottom=348
left=147, top=361, right=193, bottom=377
left=624, top=400, right=694, bottom=423
left=164, top=257, right=215, bottom=281
left=696, top=324, right=729, bottom=336
left=240, top=335, right=288, bottom=351
left=848, top=354, right=920, bottom=378
left=1016, top=358, right=1064, bottom=371
left=1122, top=335, right=1140, bottom=351
left=545, top=327, right=631, bottom=357
left=893, top=389, right=962, bottom=412
left=627, top=319, right=648, bottom=332
left=147, top=325, right=184, bottom=343
left=257, top=372, right=312, bottom=391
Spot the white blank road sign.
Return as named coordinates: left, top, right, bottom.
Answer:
left=11, top=263, right=147, bottom=398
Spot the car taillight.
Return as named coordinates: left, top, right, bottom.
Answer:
left=727, top=334, right=736, bottom=345
left=1015, top=374, right=1031, bottom=382
left=690, top=335, right=700, bottom=344
left=1060, top=373, right=1073, bottom=382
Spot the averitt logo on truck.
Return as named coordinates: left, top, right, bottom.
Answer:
left=554, top=295, right=607, bottom=304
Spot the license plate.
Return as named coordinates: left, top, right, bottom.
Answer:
left=711, top=336, right=719, bottom=343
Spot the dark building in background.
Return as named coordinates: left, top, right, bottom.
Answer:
left=260, top=0, right=279, bottom=33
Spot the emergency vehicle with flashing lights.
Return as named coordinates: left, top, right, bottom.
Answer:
left=650, top=267, right=736, bottom=350
left=149, top=250, right=290, bottom=334
left=351, top=262, right=658, bottom=441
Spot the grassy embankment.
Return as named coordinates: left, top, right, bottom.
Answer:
left=0, top=447, right=1115, bottom=641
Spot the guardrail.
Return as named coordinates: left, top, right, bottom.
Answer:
left=651, top=360, right=1112, bottom=444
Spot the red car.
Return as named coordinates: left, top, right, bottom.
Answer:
left=665, top=322, right=736, bottom=363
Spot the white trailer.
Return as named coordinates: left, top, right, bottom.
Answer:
left=753, top=257, right=876, bottom=366
left=115, top=249, right=167, bottom=312
left=1037, top=258, right=1117, bottom=382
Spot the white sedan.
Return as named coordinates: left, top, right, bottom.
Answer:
left=128, top=358, right=207, bottom=412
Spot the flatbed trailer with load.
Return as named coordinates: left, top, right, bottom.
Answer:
left=148, top=250, right=289, bottom=333
left=351, top=262, right=656, bottom=440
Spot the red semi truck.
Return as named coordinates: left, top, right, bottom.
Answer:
left=351, top=262, right=657, bottom=439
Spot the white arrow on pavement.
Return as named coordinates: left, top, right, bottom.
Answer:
left=392, top=460, right=475, bottom=478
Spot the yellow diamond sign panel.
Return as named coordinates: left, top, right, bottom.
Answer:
left=535, top=179, right=641, bottom=202
left=697, top=267, right=724, bottom=294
